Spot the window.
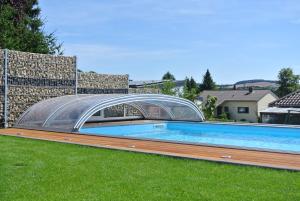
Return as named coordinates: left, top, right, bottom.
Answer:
left=224, top=106, right=229, bottom=113
left=217, top=106, right=223, bottom=115
left=238, top=107, right=249, bottom=113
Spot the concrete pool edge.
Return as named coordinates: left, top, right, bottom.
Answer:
left=1, top=128, right=300, bottom=171
left=80, top=121, right=300, bottom=155
left=78, top=130, right=300, bottom=156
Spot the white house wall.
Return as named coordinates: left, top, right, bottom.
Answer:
left=221, top=101, right=258, bottom=123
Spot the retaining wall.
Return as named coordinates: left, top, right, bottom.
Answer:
left=0, top=49, right=129, bottom=127
left=129, top=88, right=160, bottom=94
left=0, top=49, right=4, bottom=123
left=78, top=72, right=128, bottom=94
left=3, top=50, right=76, bottom=126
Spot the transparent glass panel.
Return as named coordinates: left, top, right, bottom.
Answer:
left=17, top=95, right=78, bottom=127
left=125, top=104, right=143, bottom=117
left=133, top=101, right=171, bottom=120
left=44, top=94, right=122, bottom=130
left=161, top=101, right=201, bottom=121
left=15, top=94, right=204, bottom=132
left=104, top=105, right=124, bottom=118
left=87, top=104, right=144, bottom=123
left=136, top=100, right=202, bottom=121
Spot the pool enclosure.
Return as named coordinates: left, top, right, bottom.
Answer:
left=15, top=94, right=205, bottom=132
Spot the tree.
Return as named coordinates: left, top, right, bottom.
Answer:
left=184, top=77, right=191, bottom=90
left=202, top=95, right=217, bottom=120
left=162, top=71, right=175, bottom=80
left=0, top=0, right=62, bottom=54
left=199, top=69, right=216, bottom=91
left=183, top=76, right=197, bottom=91
left=183, top=87, right=198, bottom=101
left=161, top=80, right=176, bottom=96
left=182, top=77, right=198, bottom=101
left=276, top=68, right=300, bottom=97
left=190, top=77, right=198, bottom=90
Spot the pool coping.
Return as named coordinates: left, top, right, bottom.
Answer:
left=14, top=120, right=300, bottom=155
left=80, top=121, right=300, bottom=155
left=83, top=120, right=300, bottom=129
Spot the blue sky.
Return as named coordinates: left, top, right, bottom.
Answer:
left=39, top=0, right=300, bottom=84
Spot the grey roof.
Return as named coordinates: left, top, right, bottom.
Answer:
left=261, top=107, right=300, bottom=114
left=129, top=80, right=186, bottom=88
left=129, top=80, right=163, bottom=86
left=199, top=90, right=278, bottom=106
left=269, top=90, right=300, bottom=108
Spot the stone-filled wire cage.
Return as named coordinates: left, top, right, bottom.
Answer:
left=0, top=49, right=129, bottom=128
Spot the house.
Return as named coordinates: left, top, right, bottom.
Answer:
left=260, top=90, right=300, bottom=125
left=199, top=89, right=278, bottom=122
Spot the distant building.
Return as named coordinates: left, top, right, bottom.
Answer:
left=129, top=80, right=186, bottom=94
left=199, top=89, right=278, bottom=123
left=218, top=79, right=279, bottom=90
left=261, top=90, right=300, bottom=125
left=129, top=80, right=164, bottom=88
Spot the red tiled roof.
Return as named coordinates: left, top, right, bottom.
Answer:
left=269, top=90, right=300, bottom=108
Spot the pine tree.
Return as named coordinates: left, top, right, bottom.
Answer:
left=162, top=71, right=175, bottom=80
left=190, top=77, right=198, bottom=90
left=199, top=69, right=216, bottom=91
left=0, top=0, right=62, bottom=54
left=184, top=77, right=191, bottom=91
left=182, top=77, right=198, bottom=101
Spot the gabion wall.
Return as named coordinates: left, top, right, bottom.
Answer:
left=78, top=73, right=131, bottom=118
left=0, top=49, right=129, bottom=127
left=3, top=50, right=76, bottom=126
left=129, top=88, right=160, bottom=94
left=78, top=72, right=128, bottom=94
left=0, top=49, right=4, bottom=123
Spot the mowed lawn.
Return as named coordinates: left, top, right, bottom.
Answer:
left=0, top=135, right=300, bottom=201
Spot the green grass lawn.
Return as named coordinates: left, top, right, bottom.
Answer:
left=0, top=135, right=300, bottom=201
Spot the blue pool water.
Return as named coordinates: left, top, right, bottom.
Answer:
left=80, top=122, right=300, bottom=153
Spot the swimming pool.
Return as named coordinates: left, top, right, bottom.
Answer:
left=80, top=122, right=300, bottom=153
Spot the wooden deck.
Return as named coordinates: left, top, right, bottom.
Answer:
left=1, top=128, right=300, bottom=171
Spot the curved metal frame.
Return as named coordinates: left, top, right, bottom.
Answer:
left=74, top=96, right=203, bottom=131
left=126, top=102, right=175, bottom=119
left=15, top=94, right=205, bottom=132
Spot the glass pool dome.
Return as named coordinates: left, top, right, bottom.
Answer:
left=15, top=94, right=205, bottom=132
